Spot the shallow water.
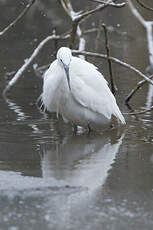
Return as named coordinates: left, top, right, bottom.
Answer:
left=0, top=1, right=153, bottom=230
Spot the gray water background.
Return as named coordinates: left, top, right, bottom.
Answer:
left=0, top=1, right=153, bottom=230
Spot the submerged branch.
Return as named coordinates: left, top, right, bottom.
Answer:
left=125, top=106, right=153, bottom=115
left=125, top=75, right=153, bottom=105
left=0, top=0, right=36, bottom=37
left=72, top=50, right=153, bottom=85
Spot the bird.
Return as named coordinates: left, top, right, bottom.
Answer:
left=38, top=47, right=126, bottom=132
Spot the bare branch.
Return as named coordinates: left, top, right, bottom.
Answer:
left=0, top=0, right=36, bottom=37
left=102, top=24, right=116, bottom=95
left=125, top=75, right=153, bottom=105
left=76, top=1, right=125, bottom=22
left=136, top=0, right=153, bottom=12
left=95, top=18, right=102, bottom=53
left=60, top=0, right=125, bottom=48
left=3, top=33, right=69, bottom=96
left=128, top=0, right=153, bottom=67
left=88, top=0, right=126, bottom=8
left=72, top=50, right=153, bottom=85
left=128, top=0, right=146, bottom=26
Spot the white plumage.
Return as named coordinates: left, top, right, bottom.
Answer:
left=40, top=47, right=125, bottom=131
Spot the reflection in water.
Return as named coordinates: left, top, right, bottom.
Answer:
left=40, top=132, right=124, bottom=189
left=4, top=97, right=29, bottom=121
left=4, top=96, right=42, bottom=134
left=0, top=1, right=153, bottom=229
left=38, top=132, right=124, bottom=229
left=146, top=84, right=153, bottom=109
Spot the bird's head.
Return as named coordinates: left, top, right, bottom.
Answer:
left=57, top=47, right=72, bottom=90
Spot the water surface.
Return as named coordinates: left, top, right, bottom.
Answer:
left=0, top=1, right=153, bottom=230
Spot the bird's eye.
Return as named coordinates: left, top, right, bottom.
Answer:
left=60, top=59, right=63, bottom=63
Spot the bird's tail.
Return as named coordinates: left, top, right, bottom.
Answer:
left=112, top=106, right=126, bottom=125
left=36, top=94, right=46, bottom=112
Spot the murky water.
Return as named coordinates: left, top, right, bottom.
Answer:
left=0, top=1, right=153, bottom=230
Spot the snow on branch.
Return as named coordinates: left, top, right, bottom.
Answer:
left=3, top=33, right=69, bottom=96
left=0, top=0, right=36, bottom=37
left=72, top=50, right=153, bottom=86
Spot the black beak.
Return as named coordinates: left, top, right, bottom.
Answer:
left=64, top=65, right=71, bottom=90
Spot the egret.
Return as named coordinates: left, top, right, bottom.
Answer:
left=39, top=47, right=125, bottom=131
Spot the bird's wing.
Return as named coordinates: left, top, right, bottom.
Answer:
left=70, top=57, right=125, bottom=123
left=42, top=60, right=62, bottom=114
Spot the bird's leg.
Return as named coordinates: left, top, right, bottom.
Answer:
left=87, top=124, right=92, bottom=134
left=73, top=124, right=78, bottom=134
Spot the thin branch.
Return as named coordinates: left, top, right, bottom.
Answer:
left=3, top=33, right=69, bottom=96
left=128, top=0, right=153, bottom=66
left=88, top=0, right=126, bottom=9
left=0, top=0, right=36, bottom=37
left=125, top=75, right=153, bottom=105
left=77, top=26, right=86, bottom=59
left=60, top=0, right=125, bottom=48
left=34, top=64, right=50, bottom=78
left=125, top=106, right=153, bottom=115
left=128, top=0, right=146, bottom=26
left=136, top=0, right=153, bottom=12
left=72, top=50, right=153, bottom=85
left=76, top=1, right=126, bottom=22
left=95, top=18, right=102, bottom=53
left=102, top=24, right=116, bottom=95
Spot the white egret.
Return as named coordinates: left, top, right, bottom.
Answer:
left=39, top=47, right=125, bottom=131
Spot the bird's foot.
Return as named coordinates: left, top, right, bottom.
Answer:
left=73, top=125, right=78, bottom=134
left=87, top=124, right=92, bottom=134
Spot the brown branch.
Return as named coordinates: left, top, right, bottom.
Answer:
left=95, top=18, right=102, bottom=53
left=72, top=50, right=153, bottom=85
left=136, top=0, right=153, bottom=12
left=3, top=33, right=69, bottom=96
left=125, top=75, right=153, bottom=105
left=0, top=0, right=36, bottom=37
left=69, top=21, right=78, bottom=48
left=102, top=24, right=116, bottom=95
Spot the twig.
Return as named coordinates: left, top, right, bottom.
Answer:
left=0, top=0, right=36, bottom=37
left=136, top=0, right=153, bottom=12
left=102, top=24, right=116, bottom=95
left=77, top=26, right=86, bottom=59
left=88, top=0, right=126, bottom=9
left=125, top=75, right=153, bottom=105
left=95, top=18, right=102, bottom=53
left=125, top=106, right=153, bottom=115
left=53, top=28, right=58, bottom=54
left=60, top=0, right=126, bottom=48
left=34, top=64, right=50, bottom=78
left=75, top=1, right=126, bottom=21
left=72, top=50, right=153, bottom=85
left=3, top=33, right=69, bottom=96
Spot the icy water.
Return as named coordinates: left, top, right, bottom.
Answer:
left=0, top=1, right=153, bottom=230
